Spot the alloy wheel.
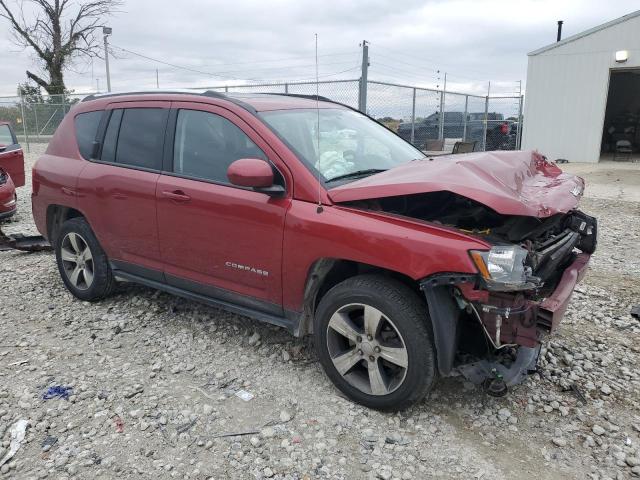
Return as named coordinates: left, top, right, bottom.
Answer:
left=60, top=232, right=94, bottom=291
left=326, top=303, right=408, bottom=396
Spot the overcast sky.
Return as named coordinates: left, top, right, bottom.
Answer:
left=0, top=0, right=638, bottom=97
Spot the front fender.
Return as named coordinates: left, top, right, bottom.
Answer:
left=282, top=201, right=488, bottom=312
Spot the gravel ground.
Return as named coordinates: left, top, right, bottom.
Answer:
left=1, top=145, right=639, bottom=479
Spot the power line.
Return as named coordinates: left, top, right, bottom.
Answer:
left=110, top=44, right=241, bottom=80
left=194, top=50, right=360, bottom=68
left=290, top=66, right=361, bottom=82
left=110, top=44, right=361, bottom=83
left=373, top=51, right=441, bottom=76
left=375, top=45, right=502, bottom=82
left=369, top=62, right=440, bottom=85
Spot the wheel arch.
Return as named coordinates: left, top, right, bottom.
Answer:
left=46, top=204, right=86, bottom=244
left=296, top=258, right=423, bottom=336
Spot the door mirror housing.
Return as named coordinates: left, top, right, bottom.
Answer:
left=227, top=158, right=283, bottom=194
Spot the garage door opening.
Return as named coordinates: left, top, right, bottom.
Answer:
left=600, top=69, right=640, bottom=161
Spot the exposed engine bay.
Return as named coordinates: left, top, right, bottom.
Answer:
left=346, top=191, right=597, bottom=293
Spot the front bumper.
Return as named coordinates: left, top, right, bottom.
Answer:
left=0, top=182, right=16, bottom=219
left=464, top=252, right=590, bottom=348
left=0, top=199, right=17, bottom=219
left=537, top=252, right=590, bottom=331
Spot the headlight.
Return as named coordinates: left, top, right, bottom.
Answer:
left=470, top=246, right=533, bottom=291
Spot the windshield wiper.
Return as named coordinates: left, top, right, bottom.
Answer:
left=325, top=169, right=387, bottom=183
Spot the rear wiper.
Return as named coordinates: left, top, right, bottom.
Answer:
left=325, top=169, right=387, bottom=183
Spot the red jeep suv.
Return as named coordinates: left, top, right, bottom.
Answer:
left=32, top=91, right=596, bottom=410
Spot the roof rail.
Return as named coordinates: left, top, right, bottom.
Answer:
left=81, top=89, right=226, bottom=102
left=79, top=89, right=258, bottom=114
left=258, top=93, right=334, bottom=103
left=79, top=90, right=344, bottom=115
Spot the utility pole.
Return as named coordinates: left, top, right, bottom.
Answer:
left=103, top=27, right=112, bottom=92
left=463, top=94, right=469, bottom=141
left=516, top=80, right=523, bottom=149
left=96, top=78, right=100, bottom=93
left=156, top=69, right=159, bottom=88
left=482, top=81, right=490, bottom=151
left=438, top=72, right=447, bottom=140
left=358, top=40, right=369, bottom=114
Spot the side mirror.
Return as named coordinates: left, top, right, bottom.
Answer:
left=227, top=158, right=283, bottom=194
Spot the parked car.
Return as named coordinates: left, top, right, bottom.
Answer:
left=397, top=112, right=504, bottom=149
left=397, top=112, right=461, bottom=147
left=32, top=91, right=596, bottom=410
left=0, top=167, right=16, bottom=220
left=0, top=122, right=25, bottom=219
left=484, top=121, right=518, bottom=151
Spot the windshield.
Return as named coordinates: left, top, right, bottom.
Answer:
left=260, top=108, right=424, bottom=183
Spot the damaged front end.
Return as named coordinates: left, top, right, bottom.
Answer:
left=330, top=151, right=598, bottom=394
left=348, top=191, right=597, bottom=395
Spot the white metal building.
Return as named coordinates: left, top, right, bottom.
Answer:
left=522, top=11, right=640, bottom=163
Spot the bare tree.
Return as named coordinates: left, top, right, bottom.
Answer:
left=0, top=0, right=119, bottom=95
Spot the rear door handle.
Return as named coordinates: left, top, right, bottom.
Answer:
left=161, top=190, right=191, bottom=202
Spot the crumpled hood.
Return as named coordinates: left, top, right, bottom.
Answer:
left=328, top=150, right=584, bottom=217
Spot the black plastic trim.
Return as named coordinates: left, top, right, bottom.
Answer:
left=109, top=260, right=301, bottom=334
left=419, top=273, right=478, bottom=289
left=263, top=93, right=333, bottom=102
left=114, top=271, right=295, bottom=333
left=165, top=273, right=283, bottom=317
left=419, top=273, right=476, bottom=376
left=81, top=90, right=257, bottom=114
left=92, top=109, right=112, bottom=160
left=111, top=259, right=164, bottom=283
left=163, top=108, right=178, bottom=172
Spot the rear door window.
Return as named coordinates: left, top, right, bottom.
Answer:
left=114, top=108, right=168, bottom=170
left=74, top=111, right=103, bottom=159
left=172, top=109, right=266, bottom=184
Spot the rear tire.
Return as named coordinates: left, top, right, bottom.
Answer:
left=55, top=217, right=115, bottom=301
left=314, top=274, right=436, bottom=411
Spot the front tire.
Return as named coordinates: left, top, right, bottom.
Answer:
left=314, top=274, right=436, bottom=411
left=55, top=217, right=115, bottom=301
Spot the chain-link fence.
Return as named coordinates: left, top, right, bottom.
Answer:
left=0, top=79, right=522, bottom=153
left=0, top=93, right=89, bottom=147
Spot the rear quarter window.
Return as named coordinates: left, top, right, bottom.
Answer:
left=74, top=111, right=103, bottom=159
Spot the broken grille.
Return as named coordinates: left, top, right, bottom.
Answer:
left=530, top=229, right=580, bottom=283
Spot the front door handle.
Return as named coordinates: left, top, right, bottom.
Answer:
left=162, top=190, right=191, bottom=203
